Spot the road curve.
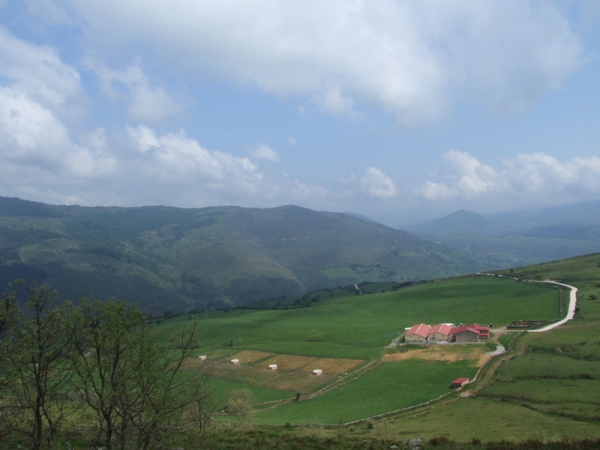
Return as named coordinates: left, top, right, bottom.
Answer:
left=527, top=280, right=578, bottom=332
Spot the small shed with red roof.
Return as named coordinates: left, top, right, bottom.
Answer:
left=451, top=377, right=470, bottom=388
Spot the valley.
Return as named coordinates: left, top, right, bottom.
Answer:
left=160, top=275, right=561, bottom=425
left=3, top=196, right=600, bottom=448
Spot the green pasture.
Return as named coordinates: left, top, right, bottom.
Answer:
left=497, top=332, right=520, bottom=350
left=207, top=377, right=294, bottom=409
left=162, top=277, right=559, bottom=359
left=373, top=397, right=600, bottom=443
left=495, top=353, right=600, bottom=381
left=518, top=322, right=600, bottom=361
left=484, top=377, right=600, bottom=404
left=251, top=360, right=477, bottom=425
left=479, top=316, right=600, bottom=424
left=498, top=253, right=600, bottom=322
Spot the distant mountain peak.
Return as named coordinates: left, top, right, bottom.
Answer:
left=403, top=209, right=501, bottom=236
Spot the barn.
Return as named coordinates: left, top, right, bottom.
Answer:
left=405, top=323, right=432, bottom=343
left=427, top=323, right=453, bottom=342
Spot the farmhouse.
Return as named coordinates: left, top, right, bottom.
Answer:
left=405, top=323, right=431, bottom=343
left=427, top=323, right=453, bottom=342
left=449, top=324, right=490, bottom=343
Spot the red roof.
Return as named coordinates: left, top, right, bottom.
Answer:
left=406, top=323, right=431, bottom=338
left=450, top=324, right=489, bottom=336
left=452, top=377, right=469, bottom=384
left=449, top=325, right=479, bottom=335
left=428, top=323, right=453, bottom=336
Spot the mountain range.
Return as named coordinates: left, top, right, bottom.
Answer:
left=0, top=196, right=496, bottom=312
left=402, top=199, right=600, bottom=266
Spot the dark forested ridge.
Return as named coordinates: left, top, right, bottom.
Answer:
left=0, top=196, right=498, bottom=311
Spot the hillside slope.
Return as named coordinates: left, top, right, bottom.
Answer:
left=0, top=197, right=501, bottom=311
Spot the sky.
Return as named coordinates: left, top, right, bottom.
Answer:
left=1, top=1, right=600, bottom=227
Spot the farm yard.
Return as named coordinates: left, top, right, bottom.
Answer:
left=202, top=352, right=367, bottom=393
left=162, top=275, right=562, bottom=425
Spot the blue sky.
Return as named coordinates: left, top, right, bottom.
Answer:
left=1, top=1, right=600, bottom=226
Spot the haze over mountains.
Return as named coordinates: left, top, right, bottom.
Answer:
left=403, top=199, right=600, bottom=267
left=0, top=196, right=496, bottom=312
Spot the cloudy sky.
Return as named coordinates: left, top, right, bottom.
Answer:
left=1, top=1, right=600, bottom=226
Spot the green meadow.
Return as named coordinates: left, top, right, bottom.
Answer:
left=207, top=377, right=295, bottom=408
left=159, top=276, right=561, bottom=426
left=165, top=276, right=559, bottom=360
left=255, top=360, right=478, bottom=425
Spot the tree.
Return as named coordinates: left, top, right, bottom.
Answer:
left=66, top=299, right=213, bottom=450
left=226, top=389, right=254, bottom=417
left=0, top=282, right=21, bottom=443
left=2, top=281, right=71, bottom=450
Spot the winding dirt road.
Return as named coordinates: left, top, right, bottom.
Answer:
left=526, top=280, right=578, bottom=332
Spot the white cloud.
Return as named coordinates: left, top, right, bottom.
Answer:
left=68, top=129, right=118, bottom=178
left=416, top=181, right=455, bottom=202
left=444, top=151, right=499, bottom=195
left=127, top=126, right=261, bottom=185
left=0, top=26, right=83, bottom=117
left=86, top=60, right=182, bottom=123
left=0, top=29, right=115, bottom=180
left=287, top=136, right=297, bottom=146
left=505, top=153, right=600, bottom=194
left=313, top=85, right=354, bottom=115
left=416, top=151, right=600, bottom=202
left=0, top=87, right=71, bottom=166
left=249, top=143, right=280, bottom=163
left=360, top=167, right=397, bottom=199
left=57, top=0, right=583, bottom=124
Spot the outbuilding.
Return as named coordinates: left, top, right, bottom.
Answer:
left=268, top=364, right=278, bottom=370
left=405, top=323, right=432, bottom=343
left=451, top=377, right=469, bottom=388
left=427, top=323, right=453, bottom=342
left=198, top=355, right=207, bottom=361
left=312, top=369, right=323, bottom=377
left=230, top=359, right=240, bottom=365
left=450, top=326, right=481, bottom=343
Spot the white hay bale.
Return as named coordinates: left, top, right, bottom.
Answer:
left=230, top=359, right=240, bottom=365
left=268, top=364, right=278, bottom=370
left=312, top=369, right=323, bottom=377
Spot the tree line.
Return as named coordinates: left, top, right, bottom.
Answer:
left=0, top=280, right=213, bottom=450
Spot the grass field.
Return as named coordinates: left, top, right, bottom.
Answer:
left=477, top=319, right=600, bottom=424
left=207, top=377, right=295, bottom=409
left=204, top=353, right=366, bottom=393
left=163, top=276, right=559, bottom=361
left=157, top=276, right=563, bottom=426
left=347, top=397, right=600, bottom=443
left=254, top=360, right=478, bottom=425
left=149, top=253, right=600, bottom=442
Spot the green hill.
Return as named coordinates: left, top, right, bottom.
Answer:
left=0, top=196, right=500, bottom=311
